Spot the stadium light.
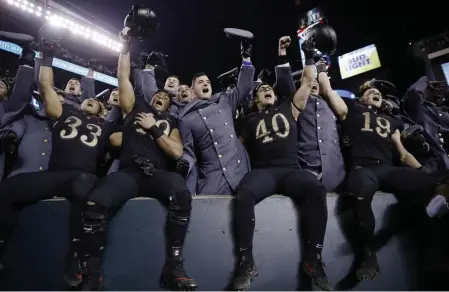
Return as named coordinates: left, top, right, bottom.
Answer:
left=3, top=0, right=123, bottom=53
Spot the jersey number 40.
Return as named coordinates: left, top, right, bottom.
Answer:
left=255, top=113, right=290, bottom=144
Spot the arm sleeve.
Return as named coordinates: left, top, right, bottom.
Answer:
left=225, top=64, right=256, bottom=113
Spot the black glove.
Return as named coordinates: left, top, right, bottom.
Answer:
left=19, top=43, right=36, bottom=67
left=257, top=69, right=270, bottom=82
left=88, top=59, right=99, bottom=69
left=176, top=158, right=189, bottom=177
left=139, top=53, right=150, bottom=69
left=301, top=39, right=316, bottom=60
left=148, top=51, right=168, bottom=68
left=38, top=25, right=61, bottom=58
left=241, top=39, right=252, bottom=59
left=419, top=165, right=432, bottom=175
left=133, top=155, right=155, bottom=176
left=0, top=131, right=18, bottom=155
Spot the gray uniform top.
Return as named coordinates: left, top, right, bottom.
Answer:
left=4, top=107, right=52, bottom=178
left=402, top=76, right=449, bottom=171
left=179, top=64, right=255, bottom=195
left=0, top=63, right=52, bottom=180
left=297, top=95, right=346, bottom=192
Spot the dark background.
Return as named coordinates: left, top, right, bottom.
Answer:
left=1, top=0, right=448, bottom=94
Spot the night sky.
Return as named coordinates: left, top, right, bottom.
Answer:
left=2, top=0, right=449, bottom=92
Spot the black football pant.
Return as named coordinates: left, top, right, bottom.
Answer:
left=234, top=167, right=328, bottom=264
left=0, top=171, right=98, bottom=258
left=346, top=159, right=439, bottom=249
left=81, top=167, right=192, bottom=261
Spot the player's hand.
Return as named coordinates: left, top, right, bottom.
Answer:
left=0, top=131, right=18, bottom=155
left=176, top=158, right=190, bottom=177
left=279, top=36, right=291, bottom=50
left=301, top=39, right=316, bottom=56
left=134, top=112, right=156, bottom=130
left=119, top=27, right=131, bottom=43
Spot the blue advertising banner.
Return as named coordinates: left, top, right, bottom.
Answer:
left=0, top=40, right=118, bottom=87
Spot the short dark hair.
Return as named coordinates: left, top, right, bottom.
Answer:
left=68, top=78, right=80, bottom=83
left=167, top=75, right=180, bottom=82
left=191, top=72, right=208, bottom=86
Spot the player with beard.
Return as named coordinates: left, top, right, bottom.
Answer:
left=334, top=79, right=448, bottom=281
left=0, top=32, right=116, bottom=288
left=230, top=38, right=331, bottom=291
left=75, top=27, right=197, bottom=291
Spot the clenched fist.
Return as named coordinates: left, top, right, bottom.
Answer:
left=279, top=36, right=291, bottom=50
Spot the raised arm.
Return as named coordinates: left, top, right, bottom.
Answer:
left=402, top=76, right=428, bottom=124
left=117, top=28, right=135, bottom=117
left=80, top=66, right=95, bottom=102
left=291, top=40, right=315, bottom=118
left=317, top=61, right=348, bottom=120
left=226, top=41, right=256, bottom=112
left=39, top=57, right=62, bottom=120
left=275, top=36, right=296, bottom=98
left=5, top=65, right=35, bottom=113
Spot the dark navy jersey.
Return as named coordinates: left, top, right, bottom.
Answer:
left=49, top=103, right=116, bottom=173
left=240, top=98, right=298, bottom=169
left=119, top=96, right=178, bottom=170
left=343, top=100, right=403, bottom=164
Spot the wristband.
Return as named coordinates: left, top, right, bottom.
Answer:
left=42, top=57, right=53, bottom=67
left=277, top=55, right=288, bottom=66
left=242, top=60, right=252, bottom=66
left=148, top=125, right=164, bottom=139
left=305, top=58, right=314, bottom=66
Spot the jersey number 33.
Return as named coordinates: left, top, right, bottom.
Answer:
left=59, top=116, right=102, bottom=148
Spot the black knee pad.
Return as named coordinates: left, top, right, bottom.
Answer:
left=72, top=173, right=98, bottom=201
left=82, top=204, right=108, bottom=234
left=168, top=191, right=191, bottom=225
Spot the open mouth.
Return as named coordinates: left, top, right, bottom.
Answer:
left=113, top=98, right=118, bottom=103
left=264, top=93, right=273, bottom=100
left=372, top=96, right=381, bottom=102
left=202, top=87, right=210, bottom=94
left=181, top=92, right=189, bottom=99
left=312, top=85, right=318, bottom=91
left=155, top=100, right=163, bottom=107
left=69, top=86, right=75, bottom=91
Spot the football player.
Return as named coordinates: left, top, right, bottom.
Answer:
left=230, top=38, right=331, bottom=291
left=76, top=27, right=197, bottom=291
left=337, top=79, right=448, bottom=281
left=0, top=30, right=116, bottom=289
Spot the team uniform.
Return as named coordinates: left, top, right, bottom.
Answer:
left=0, top=103, right=115, bottom=278
left=79, top=97, right=197, bottom=290
left=231, top=97, right=330, bottom=291
left=343, top=100, right=439, bottom=280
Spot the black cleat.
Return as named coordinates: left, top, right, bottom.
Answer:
left=230, top=261, right=258, bottom=291
left=79, top=257, right=103, bottom=291
left=302, top=260, right=333, bottom=291
left=160, top=258, right=198, bottom=291
left=356, top=249, right=380, bottom=281
left=63, top=253, right=83, bottom=288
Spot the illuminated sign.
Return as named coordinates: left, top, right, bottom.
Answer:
left=0, top=40, right=118, bottom=87
left=442, top=62, right=449, bottom=83
left=338, top=44, right=381, bottom=79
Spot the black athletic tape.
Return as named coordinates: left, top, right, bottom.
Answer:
left=305, top=58, right=314, bottom=66
left=42, top=57, right=53, bottom=67
left=148, top=125, right=164, bottom=139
